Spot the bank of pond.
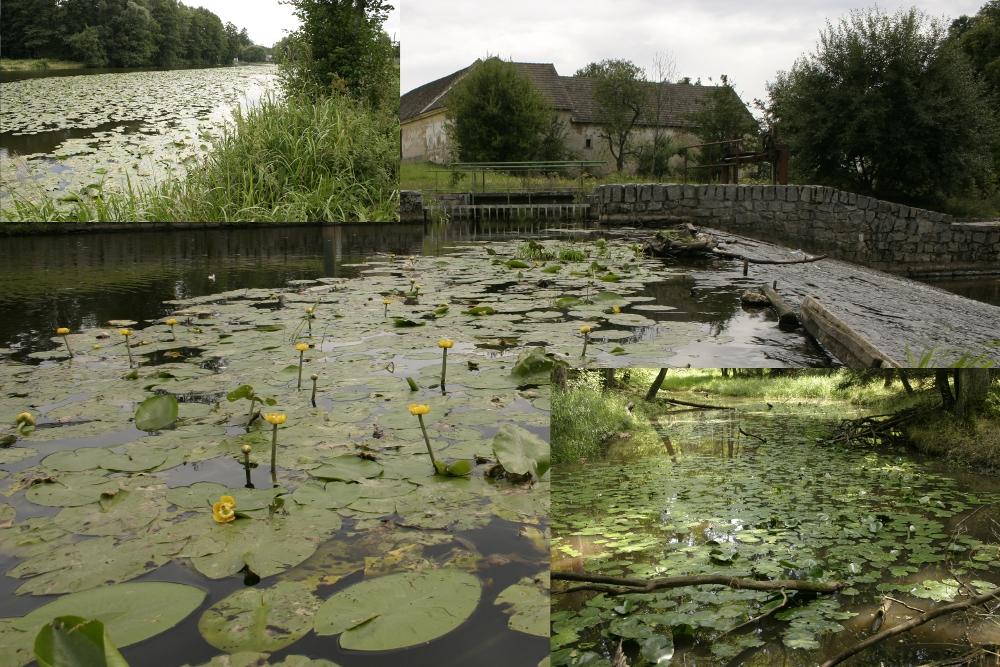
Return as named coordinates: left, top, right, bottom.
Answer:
left=551, top=372, right=1000, bottom=666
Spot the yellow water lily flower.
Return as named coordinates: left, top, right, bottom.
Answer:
left=56, top=327, right=70, bottom=336
left=408, top=404, right=430, bottom=416
left=305, top=306, right=315, bottom=314
left=263, top=412, right=286, bottom=425
left=579, top=325, right=592, bottom=334
left=611, top=305, right=621, bottom=314
left=212, top=496, right=236, bottom=524
left=437, top=338, right=454, bottom=349
left=295, top=342, right=309, bottom=352
left=15, top=411, right=34, bottom=426
left=165, top=318, right=177, bottom=326
left=382, top=297, right=392, bottom=305
left=119, top=328, right=132, bottom=337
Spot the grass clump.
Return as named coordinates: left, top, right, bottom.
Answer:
left=552, top=375, right=663, bottom=464
left=515, top=240, right=555, bottom=261
left=2, top=94, right=399, bottom=223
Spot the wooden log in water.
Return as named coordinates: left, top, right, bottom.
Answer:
left=799, top=296, right=900, bottom=368
left=761, top=283, right=800, bottom=331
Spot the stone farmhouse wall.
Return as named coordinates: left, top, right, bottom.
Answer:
left=594, top=183, right=1000, bottom=272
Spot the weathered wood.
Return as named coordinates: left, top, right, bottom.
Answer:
left=760, top=283, right=800, bottom=331
left=552, top=570, right=846, bottom=594
left=711, top=248, right=828, bottom=265
left=799, top=296, right=901, bottom=368
left=820, top=588, right=1000, bottom=667
left=663, top=397, right=734, bottom=411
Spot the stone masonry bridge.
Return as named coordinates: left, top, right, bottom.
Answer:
left=594, top=183, right=1000, bottom=275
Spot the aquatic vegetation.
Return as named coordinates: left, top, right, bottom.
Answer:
left=211, top=495, right=237, bottom=524
left=133, top=394, right=178, bottom=432
left=579, top=324, right=592, bottom=358
left=264, top=412, right=287, bottom=479
left=310, top=373, right=319, bottom=408
left=0, top=67, right=278, bottom=206
left=165, top=318, right=178, bottom=341
left=438, top=338, right=454, bottom=390
left=551, top=407, right=1000, bottom=664
left=383, top=297, right=391, bottom=318
left=55, top=327, right=72, bottom=358
left=118, top=328, right=133, bottom=367
left=226, top=384, right=276, bottom=429
left=14, top=411, right=34, bottom=436
left=294, top=342, right=309, bottom=390
left=32, top=615, right=127, bottom=667
left=409, top=403, right=437, bottom=473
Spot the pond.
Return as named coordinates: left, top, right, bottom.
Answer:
left=550, top=399, right=1000, bottom=666
left=0, top=65, right=278, bottom=205
left=0, top=223, right=829, bottom=368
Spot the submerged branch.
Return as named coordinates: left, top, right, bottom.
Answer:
left=551, top=571, right=846, bottom=594
left=662, top=397, right=735, bottom=411
left=820, top=588, right=1000, bottom=667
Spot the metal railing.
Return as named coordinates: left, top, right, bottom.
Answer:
left=423, top=160, right=607, bottom=193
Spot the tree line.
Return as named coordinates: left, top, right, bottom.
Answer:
left=0, top=0, right=269, bottom=68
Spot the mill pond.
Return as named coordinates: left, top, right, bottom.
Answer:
left=551, top=391, right=1000, bottom=667
left=0, top=65, right=279, bottom=206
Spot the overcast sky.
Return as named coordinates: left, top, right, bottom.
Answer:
left=401, top=0, right=985, bottom=104
left=188, top=1, right=400, bottom=49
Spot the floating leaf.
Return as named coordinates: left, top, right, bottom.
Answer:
left=492, top=425, right=550, bottom=479
left=134, top=394, right=178, bottom=431
left=494, top=576, right=548, bottom=637
left=32, top=616, right=128, bottom=667
left=12, top=582, right=205, bottom=648
left=313, top=569, right=481, bottom=650
left=198, top=581, right=321, bottom=653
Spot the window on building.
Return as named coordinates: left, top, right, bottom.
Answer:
left=585, top=138, right=592, bottom=149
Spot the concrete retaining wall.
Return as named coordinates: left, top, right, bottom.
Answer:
left=595, top=183, right=1000, bottom=273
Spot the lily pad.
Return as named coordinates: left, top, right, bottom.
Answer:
left=134, top=394, right=178, bottom=431
left=198, top=581, right=321, bottom=653
left=494, top=576, right=548, bottom=637
left=313, top=569, right=481, bottom=650
left=11, top=582, right=205, bottom=647
left=493, top=425, right=550, bottom=479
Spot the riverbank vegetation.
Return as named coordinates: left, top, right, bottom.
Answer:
left=1, top=0, right=399, bottom=223
left=0, top=0, right=268, bottom=68
left=551, top=368, right=1000, bottom=666
left=0, top=58, right=84, bottom=71
left=553, top=368, right=1000, bottom=469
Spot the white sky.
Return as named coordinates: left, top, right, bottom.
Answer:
left=187, top=1, right=400, bottom=49
left=401, top=0, right=986, bottom=104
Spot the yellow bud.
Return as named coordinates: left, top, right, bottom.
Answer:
left=240, top=444, right=252, bottom=454
left=580, top=325, right=592, bottom=335
left=295, top=343, right=309, bottom=352
left=305, top=306, right=315, bottom=314
left=56, top=327, right=70, bottom=336
left=165, top=318, right=177, bottom=326
left=15, top=411, right=34, bottom=426
left=382, top=298, right=391, bottom=305
left=310, top=373, right=319, bottom=381
left=119, top=328, right=132, bottom=337
left=611, top=305, right=621, bottom=314
left=408, top=404, right=430, bottom=416
left=437, top=338, right=454, bottom=349
left=263, top=412, right=286, bottom=426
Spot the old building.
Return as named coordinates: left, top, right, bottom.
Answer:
left=400, top=59, right=751, bottom=172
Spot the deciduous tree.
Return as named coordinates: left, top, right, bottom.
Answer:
left=576, top=59, right=648, bottom=172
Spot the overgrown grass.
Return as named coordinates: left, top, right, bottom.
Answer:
left=942, top=191, right=1000, bottom=220
left=622, top=369, right=933, bottom=410
left=908, top=387, right=1000, bottom=470
left=552, top=375, right=664, bottom=464
left=0, top=58, right=83, bottom=71
left=2, top=94, right=399, bottom=223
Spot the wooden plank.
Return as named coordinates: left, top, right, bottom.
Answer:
left=800, top=296, right=900, bottom=368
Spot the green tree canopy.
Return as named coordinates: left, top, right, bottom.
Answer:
left=950, top=1, right=1000, bottom=97
left=766, top=7, right=996, bottom=205
left=279, top=0, right=395, bottom=105
left=445, top=58, right=556, bottom=162
left=575, top=59, right=648, bottom=172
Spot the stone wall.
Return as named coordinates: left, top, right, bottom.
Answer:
left=401, top=110, right=450, bottom=163
left=595, top=183, right=1000, bottom=273
left=400, top=190, right=423, bottom=222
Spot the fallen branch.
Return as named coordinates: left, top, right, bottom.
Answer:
left=720, top=590, right=789, bottom=636
left=662, top=397, right=735, bottom=411
left=552, top=571, right=846, bottom=594
left=739, top=427, right=767, bottom=444
left=711, top=248, right=828, bottom=265
left=820, top=588, right=1000, bottom=667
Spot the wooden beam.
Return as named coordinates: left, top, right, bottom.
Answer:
left=799, top=296, right=900, bottom=368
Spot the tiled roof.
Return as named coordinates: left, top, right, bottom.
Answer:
left=400, top=60, right=749, bottom=127
left=560, top=76, right=726, bottom=128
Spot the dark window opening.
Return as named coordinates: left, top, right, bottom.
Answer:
left=585, top=138, right=592, bottom=149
